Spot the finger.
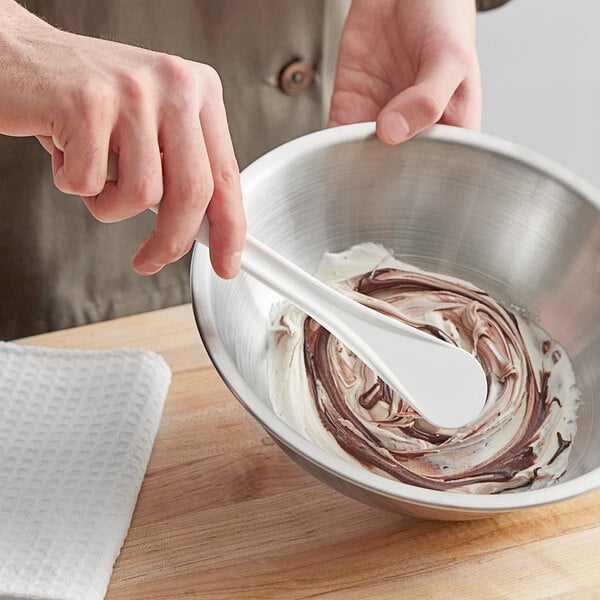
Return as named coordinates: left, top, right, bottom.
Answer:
left=376, top=55, right=468, bottom=145
left=132, top=117, right=212, bottom=275
left=197, top=66, right=245, bottom=279
left=52, top=130, right=111, bottom=196
left=81, top=122, right=163, bottom=223
left=328, top=86, right=381, bottom=129
left=51, top=144, right=64, bottom=178
left=36, top=135, right=55, bottom=155
left=439, top=60, right=482, bottom=131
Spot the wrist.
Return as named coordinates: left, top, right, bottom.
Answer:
left=0, top=1, right=59, bottom=135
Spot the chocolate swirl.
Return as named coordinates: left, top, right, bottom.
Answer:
left=270, top=245, right=580, bottom=494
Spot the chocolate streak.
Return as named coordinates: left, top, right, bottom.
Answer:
left=302, top=267, right=571, bottom=493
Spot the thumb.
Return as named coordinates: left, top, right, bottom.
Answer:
left=376, top=59, right=466, bottom=145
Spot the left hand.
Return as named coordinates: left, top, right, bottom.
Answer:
left=329, top=0, right=481, bottom=143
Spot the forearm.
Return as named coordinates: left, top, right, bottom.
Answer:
left=0, top=0, right=59, bottom=136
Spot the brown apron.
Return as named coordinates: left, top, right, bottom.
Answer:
left=0, top=0, right=350, bottom=339
left=0, top=0, right=508, bottom=339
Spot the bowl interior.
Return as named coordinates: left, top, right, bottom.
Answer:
left=191, top=124, right=600, bottom=498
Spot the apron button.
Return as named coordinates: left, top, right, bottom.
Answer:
left=279, top=61, right=314, bottom=95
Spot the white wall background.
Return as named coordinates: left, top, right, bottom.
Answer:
left=477, top=0, right=600, bottom=187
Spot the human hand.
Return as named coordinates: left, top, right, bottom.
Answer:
left=329, top=0, right=480, bottom=143
left=0, top=0, right=245, bottom=277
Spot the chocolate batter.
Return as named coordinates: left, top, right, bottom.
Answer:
left=270, top=244, right=580, bottom=494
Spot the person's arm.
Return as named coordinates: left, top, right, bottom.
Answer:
left=0, top=0, right=245, bottom=277
left=329, top=0, right=481, bottom=144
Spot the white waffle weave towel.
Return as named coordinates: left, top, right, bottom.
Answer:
left=0, top=342, right=171, bottom=600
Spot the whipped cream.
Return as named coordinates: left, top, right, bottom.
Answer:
left=269, top=244, right=580, bottom=494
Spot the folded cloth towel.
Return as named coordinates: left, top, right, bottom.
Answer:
left=0, top=342, right=171, bottom=600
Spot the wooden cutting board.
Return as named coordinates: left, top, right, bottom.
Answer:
left=21, top=304, right=600, bottom=600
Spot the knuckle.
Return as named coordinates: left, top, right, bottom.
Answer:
left=158, top=55, right=197, bottom=94
left=158, top=235, right=193, bottom=262
left=214, top=159, right=240, bottom=190
left=71, top=81, right=97, bottom=115
left=416, top=90, right=444, bottom=123
left=84, top=196, right=112, bottom=223
left=158, top=54, right=188, bottom=79
left=199, top=64, right=223, bottom=97
left=179, top=175, right=214, bottom=205
left=118, top=71, right=149, bottom=108
left=129, top=178, right=163, bottom=210
left=214, top=211, right=246, bottom=242
left=54, top=82, right=112, bottom=196
left=82, top=178, right=105, bottom=197
left=70, top=80, right=112, bottom=129
left=57, top=164, right=105, bottom=196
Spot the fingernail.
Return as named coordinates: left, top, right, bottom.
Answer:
left=382, top=111, right=410, bottom=143
left=228, top=251, right=242, bottom=275
left=135, top=261, right=164, bottom=276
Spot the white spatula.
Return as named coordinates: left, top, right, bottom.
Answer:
left=79, top=144, right=488, bottom=429
left=195, top=220, right=487, bottom=429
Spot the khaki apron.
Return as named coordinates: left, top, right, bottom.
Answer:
left=0, top=0, right=350, bottom=339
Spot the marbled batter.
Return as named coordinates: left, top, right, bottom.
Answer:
left=269, top=244, right=580, bottom=494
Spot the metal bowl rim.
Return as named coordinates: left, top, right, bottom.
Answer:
left=191, top=122, right=600, bottom=513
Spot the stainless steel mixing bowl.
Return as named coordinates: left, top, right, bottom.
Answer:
left=190, top=123, right=600, bottom=520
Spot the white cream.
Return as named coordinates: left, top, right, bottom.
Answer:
left=269, top=244, right=580, bottom=494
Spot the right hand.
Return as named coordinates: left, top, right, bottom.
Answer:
left=0, top=0, right=245, bottom=277
left=328, top=0, right=481, bottom=144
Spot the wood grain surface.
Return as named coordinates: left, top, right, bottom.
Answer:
left=21, top=304, right=600, bottom=600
